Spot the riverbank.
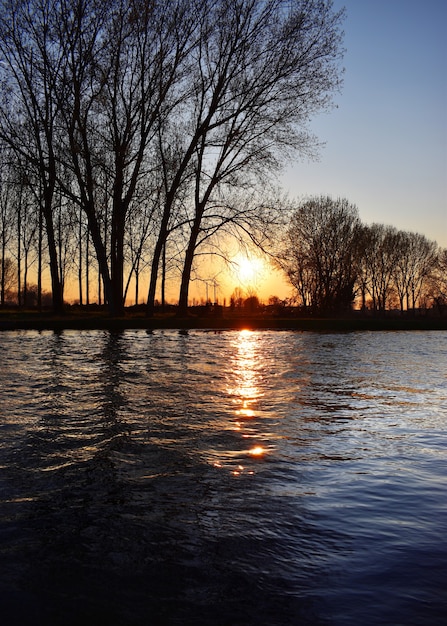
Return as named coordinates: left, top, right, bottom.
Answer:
left=1, top=310, right=446, bottom=332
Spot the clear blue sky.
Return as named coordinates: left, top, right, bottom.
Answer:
left=282, top=0, right=447, bottom=248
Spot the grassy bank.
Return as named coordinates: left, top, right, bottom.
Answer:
left=1, top=309, right=446, bottom=332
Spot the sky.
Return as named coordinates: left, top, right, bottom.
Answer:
left=63, top=0, right=447, bottom=305
left=282, top=0, right=447, bottom=249
left=190, top=0, right=447, bottom=303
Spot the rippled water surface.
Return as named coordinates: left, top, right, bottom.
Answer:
left=1, top=329, right=446, bottom=625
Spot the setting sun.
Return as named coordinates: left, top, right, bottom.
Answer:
left=233, top=254, right=265, bottom=285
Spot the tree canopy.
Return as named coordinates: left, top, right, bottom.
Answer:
left=276, top=196, right=442, bottom=315
left=0, top=0, right=345, bottom=314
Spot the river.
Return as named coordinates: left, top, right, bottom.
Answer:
left=0, top=329, right=446, bottom=625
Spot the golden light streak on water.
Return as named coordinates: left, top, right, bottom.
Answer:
left=248, top=446, right=265, bottom=456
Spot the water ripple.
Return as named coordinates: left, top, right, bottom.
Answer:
left=0, top=329, right=446, bottom=625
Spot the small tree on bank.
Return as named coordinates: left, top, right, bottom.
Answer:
left=277, top=196, right=361, bottom=314
left=275, top=197, right=442, bottom=316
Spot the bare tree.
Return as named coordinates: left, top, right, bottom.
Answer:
left=404, top=233, right=438, bottom=312
left=148, top=0, right=345, bottom=315
left=0, top=0, right=344, bottom=316
left=53, top=0, right=200, bottom=315
left=123, top=189, right=159, bottom=306
left=392, top=230, right=438, bottom=313
left=0, top=255, right=14, bottom=302
left=0, top=0, right=67, bottom=312
left=278, top=196, right=361, bottom=314
left=438, top=248, right=447, bottom=300
left=17, top=179, right=39, bottom=307
left=360, top=224, right=401, bottom=314
left=0, top=144, right=15, bottom=305
left=429, top=248, right=447, bottom=314
left=5, top=163, right=42, bottom=307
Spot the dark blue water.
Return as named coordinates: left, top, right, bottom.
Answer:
left=0, top=329, right=446, bottom=625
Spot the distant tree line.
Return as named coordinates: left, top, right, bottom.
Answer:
left=0, top=0, right=344, bottom=314
left=275, top=196, right=446, bottom=316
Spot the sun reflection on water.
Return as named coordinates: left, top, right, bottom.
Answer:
left=248, top=446, right=265, bottom=456
left=215, top=330, right=270, bottom=475
left=228, top=329, right=263, bottom=419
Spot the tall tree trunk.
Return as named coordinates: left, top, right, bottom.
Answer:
left=110, top=206, right=126, bottom=316
left=23, top=247, right=29, bottom=307
left=17, top=194, right=21, bottom=307
left=85, top=208, right=113, bottom=311
left=0, top=241, right=5, bottom=306
left=135, top=258, right=140, bottom=306
left=86, top=232, right=90, bottom=305
left=42, top=197, right=64, bottom=314
left=146, top=227, right=165, bottom=317
left=147, top=126, right=208, bottom=317
left=161, top=240, right=166, bottom=311
left=178, top=218, right=201, bottom=316
left=78, top=207, right=83, bottom=305
left=37, top=202, right=43, bottom=310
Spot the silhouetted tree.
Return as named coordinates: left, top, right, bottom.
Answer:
left=53, top=0, right=199, bottom=315
left=278, top=196, right=361, bottom=314
left=230, top=286, right=245, bottom=309
left=244, top=294, right=260, bottom=313
left=360, top=224, right=400, bottom=314
left=0, top=0, right=345, bottom=314
left=392, top=230, right=438, bottom=313
left=0, top=1, right=65, bottom=312
left=431, top=248, right=447, bottom=314
left=0, top=256, right=14, bottom=304
left=0, top=145, right=15, bottom=305
left=149, top=0, right=345, bottom=316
